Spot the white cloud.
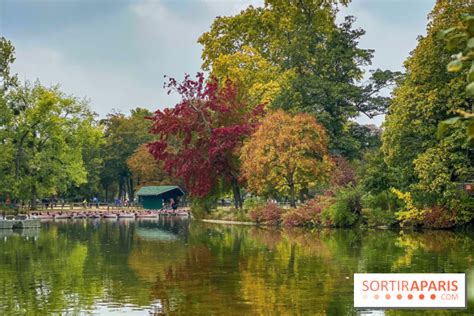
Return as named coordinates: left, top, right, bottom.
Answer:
left=7, top=0, right=433, bottom=127
left=11, top=43, right=164, bottom=116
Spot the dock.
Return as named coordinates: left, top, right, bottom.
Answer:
left=0, top=217, right=41, bottom=229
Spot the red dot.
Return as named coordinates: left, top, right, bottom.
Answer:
left=430, top=294, right=436, bottom=300
left=374, top=294, right=379, bottom=300
left=419, top=294, right=425, bottom=300
left=408, top=294, right=413, bottom=300
left=385, top=294, right=391, bottom=300
left=397, top=294, right=402, bottom=300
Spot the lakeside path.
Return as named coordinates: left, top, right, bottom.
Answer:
left=201, top=219, right=256, bottom=225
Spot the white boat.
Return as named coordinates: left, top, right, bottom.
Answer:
left=118, top=213, right=135, bottom=219
left=136, top=213, right=157, bottom=218
left=103, top=213, right=117, bottom=219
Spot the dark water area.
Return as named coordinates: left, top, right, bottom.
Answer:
left=0, top=218, right=473, bottom=315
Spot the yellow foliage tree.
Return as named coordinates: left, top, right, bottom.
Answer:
left=211, top=46, right=294, bottom=107
left=127, top=144, right=175, bottom=189
left=240, top=110, right=332, bottom=207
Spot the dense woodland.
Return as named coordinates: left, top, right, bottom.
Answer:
left=0, top=0, right=472, bottom=228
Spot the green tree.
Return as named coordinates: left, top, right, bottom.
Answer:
left=0, top=37, right=104, bottom=208
left=199, top=1, right=401, bottom=155
left=382, top=0, right=473, bottom=209
left=438, top=13, right=474, bottom=143
left=7, top=83, right=98, bottom=208
left=100, top=108, right=153, bottom=201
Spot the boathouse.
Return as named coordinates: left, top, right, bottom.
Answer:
left=136, top=186, right=184, bottom=209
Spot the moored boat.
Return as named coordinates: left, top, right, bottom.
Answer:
left=136, top=213, right=157, bottom=218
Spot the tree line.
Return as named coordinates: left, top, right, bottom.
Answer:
left=0, top=0, right=472, bottom=228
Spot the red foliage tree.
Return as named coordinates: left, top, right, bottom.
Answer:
left=330, top=156, right=356, bottom=187
left=148, top=73, right=264, bottom=208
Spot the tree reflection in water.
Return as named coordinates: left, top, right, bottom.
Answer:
left=0, top=218, right=472, bottom=315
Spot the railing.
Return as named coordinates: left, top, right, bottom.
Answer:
left=0, top=202, right=145, bottom=213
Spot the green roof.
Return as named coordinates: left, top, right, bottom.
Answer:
left=136, top=185, right=184, bottom=196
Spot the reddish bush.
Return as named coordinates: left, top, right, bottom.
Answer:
left=422, top=206, right=456, bottom=229
left=282, top=196, right=334, bottom=227
left=249, top=203, right=283, bottom=226
left=330, top=156, right=356, bottom=187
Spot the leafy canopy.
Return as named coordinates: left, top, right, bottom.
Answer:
left=240, top=110, right=332, bottom=207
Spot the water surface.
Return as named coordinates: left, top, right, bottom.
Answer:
left=0, top=218, right=473, bottom=315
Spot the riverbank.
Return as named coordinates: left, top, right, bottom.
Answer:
left=201, top=219, right=255, bottom=225
left=201, top=201, right=474, bottom=230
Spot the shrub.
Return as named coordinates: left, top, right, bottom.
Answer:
left=282, top=196, right=334, bottom=227
left=190, top=197, right=214, bottom=219
left=330, top=156, right=356, bottom=187
left=321, top=185, right=362, bottom=227
left=391, top=188, right=427, bottom=227
left=422, top=206, right=456, bottom=229
left=207, top=207, right=251, bottom=222
left=361, top=191, right=398, bottom=227
left=450, top=192, right=474, bottom=225
left=243, top=196, right=266, bottom=210
left=249, top=203, right=283, bottom=226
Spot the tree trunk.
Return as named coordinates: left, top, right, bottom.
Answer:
left=289, top=182, right=296, bottom=208
left=299, top=187, right=309, bottom=203
left=118, top=180, right=124, bottom=200
left=30, top=185, right=37, bottom=211
left=128, top=177, right=134, bottom=203
left=231, top=176, right=242, bottom=209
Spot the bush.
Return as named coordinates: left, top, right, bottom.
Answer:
left=243, top=196, right=266, bottom=210
left=330, top=156, right=356, bottom=187
left=190, top=197, right=214, bottom=219
left=282, top=196, right=334, bottom=227
left=205, top=207, right=251, bottom=222
left=249, top=203, right=283, bottom=226
left=361, top=191, right=398, bottom=227
left=391, top=188, right=427, bottom=227
left=321, top=185, right=362, bottom=227
left=450, top=192, right=474, bottom=225
left=422, top=206, right=456, bottom=229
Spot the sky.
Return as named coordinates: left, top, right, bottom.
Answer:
left=1, top=0, right=435, bottom=126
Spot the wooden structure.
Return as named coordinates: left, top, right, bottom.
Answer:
left=136, top=186, right=184, bottom=210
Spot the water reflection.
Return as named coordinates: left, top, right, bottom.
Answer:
left=0, top=218, right=472, bottom=315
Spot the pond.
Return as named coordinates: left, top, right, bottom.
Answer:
left=0, top=218, right=473, bottom=315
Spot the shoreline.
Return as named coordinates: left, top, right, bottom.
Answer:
left=201, top=219, right=256, bottom=226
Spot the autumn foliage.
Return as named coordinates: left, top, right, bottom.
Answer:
left=127, top=144, right=174, bottom=188
left=282, top=196, right=335, bottom=227
left=147, top=73, right=264, bottom=207
left=248, top=203, right=284, bottom=226
left=240, top=110, right=332, bottom=207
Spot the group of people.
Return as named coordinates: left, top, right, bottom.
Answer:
left=113, top=198, right=131, bottom=207
left=81, top=197, right=101, bottom=208
left=41, top=198, right=65, bottom=209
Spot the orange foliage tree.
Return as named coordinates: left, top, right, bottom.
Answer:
left=127, top=144, right=175, bottom=188
left=240, top=110, right=332, bottom=207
